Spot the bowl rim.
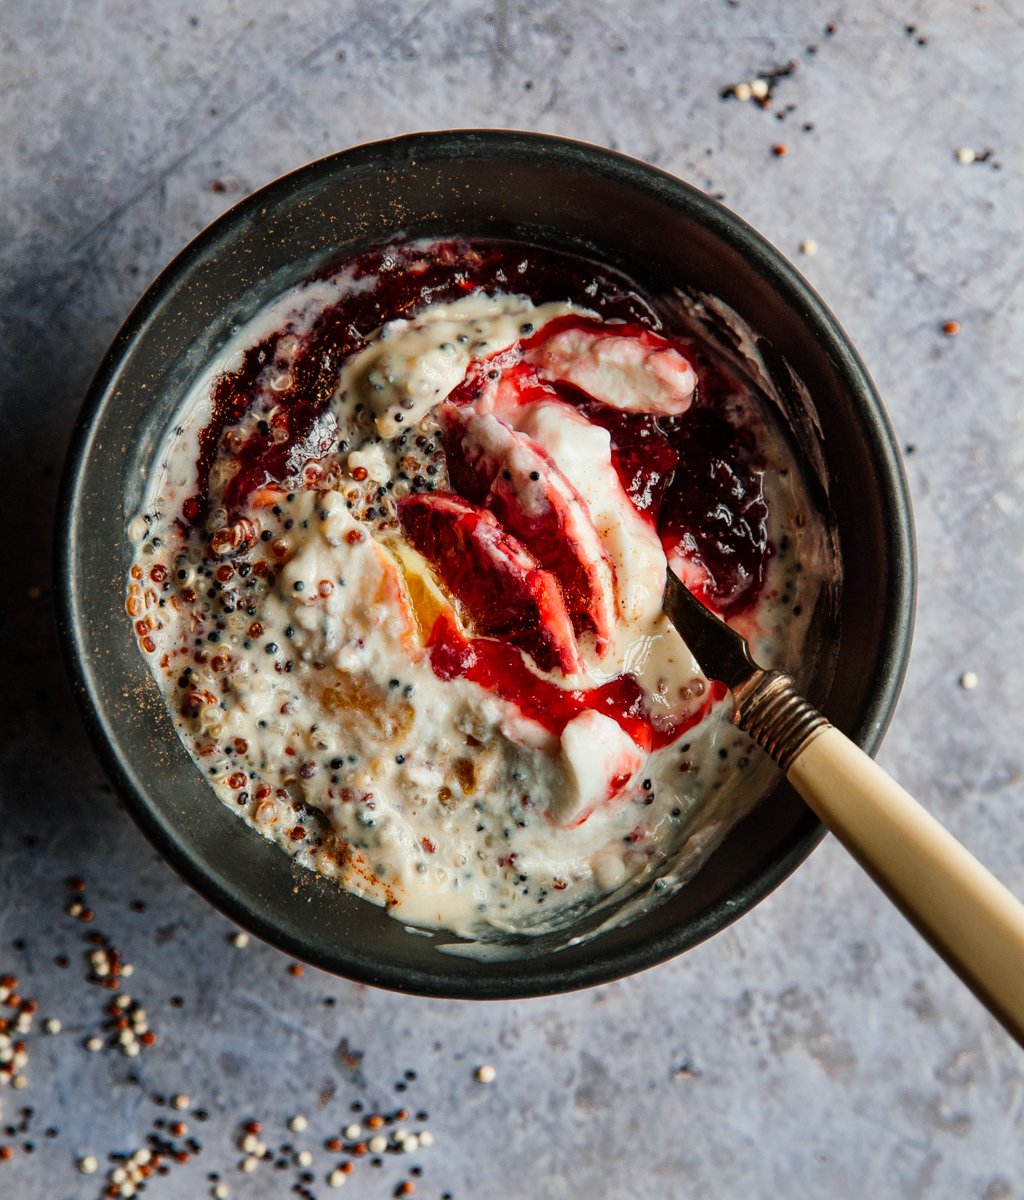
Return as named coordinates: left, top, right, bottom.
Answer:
left=56, top=129, right=916, bottom=998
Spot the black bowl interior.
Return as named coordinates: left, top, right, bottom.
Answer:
left=57, top=130, right=915, bottom=999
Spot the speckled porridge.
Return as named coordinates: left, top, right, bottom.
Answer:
left=126, top=238, right=837, bottom=942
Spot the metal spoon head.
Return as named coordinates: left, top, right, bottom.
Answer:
left=662, top=568, right=762, bottom=692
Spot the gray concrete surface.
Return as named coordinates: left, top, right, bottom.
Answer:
left=2, top=1, right=1023, bottom=1196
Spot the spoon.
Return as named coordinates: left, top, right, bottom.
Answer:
left=663, top=568, right=1024, bottom=1047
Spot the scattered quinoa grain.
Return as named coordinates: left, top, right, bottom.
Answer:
left=942, top=320, right=960, bottom=336
left=800, top=239, right=818, bottom=256
left=172, top=1095, right=190, bottom=1110
left=960, top=671, right=979, bottom=690
left=328, top=1168, right=348, bottom=1187
left=476, top=1064, right=496, bottom=1083
left=44, top=1019, right=61, bottom=1034
left=296, top=1149, right=313, bottom=1167
left=772, top=143, right=788, bottom=157
left=956, top=147, right=976, bottom=164
left=289, top=1115, right=308, bottom=1132
left=79, top=1155, right=99, bottom=1173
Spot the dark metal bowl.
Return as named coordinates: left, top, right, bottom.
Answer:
left=56, top=130, right=915, bottom=999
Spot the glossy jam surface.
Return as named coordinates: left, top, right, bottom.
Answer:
left=427, top=613, right=727, bottom=752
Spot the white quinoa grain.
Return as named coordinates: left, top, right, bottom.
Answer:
left=289, top=1114, right=308, bottom=1132
left=328, top=1169, right=348, bottom=1188
left=476, top=1064, right=496, bottom=1083
left=123, top=1042, right=141, bottom=1058
left=241, top=1155, right=259, bottom=1173
left=956, top=147, right=976, bottom=164
left=800, top=239, right=818, bottom=256
left=213, top=1186, right=230, bottom=1199
left=417, top=1130, right=434, bottom=1147
left=368, top=1135, right=387, bottom=1154
left=344, top=1124, right=361, bottom=1139
left=296, top=1149, right=313, bottom=1167
left=116, top=995, right=133, bottom=1009
left=133, top=1149, right=152, bottom=1165
left=172, top=1094, right=190, bottom=1110
left=78, top=1156, right=99, bottom=1174
left=750, top=78, right=769, bottom=99
left=960, top=671, right=979, bottom=690
left=120, top=1184, right=136, bottom=1198
left=734, top=82, right=752, bottom=101
left=44, top=1019, right=61, bottom=1034
left=402, top=1135, right=419, bottom=1153
left=12, top=1074, right=27, bottom=1089
left=85, top=1037, right=103, bottom=1052
left=111, top=1167, right=128, bottom=1183
left=231, top=932, right=250, bottom=948
left=121, top=964, right=134, bottom=977
left=118, top=1029, right=136, bottom=1046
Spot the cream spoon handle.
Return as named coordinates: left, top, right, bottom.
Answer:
left=788, top=725, right=1024, bottom=1046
